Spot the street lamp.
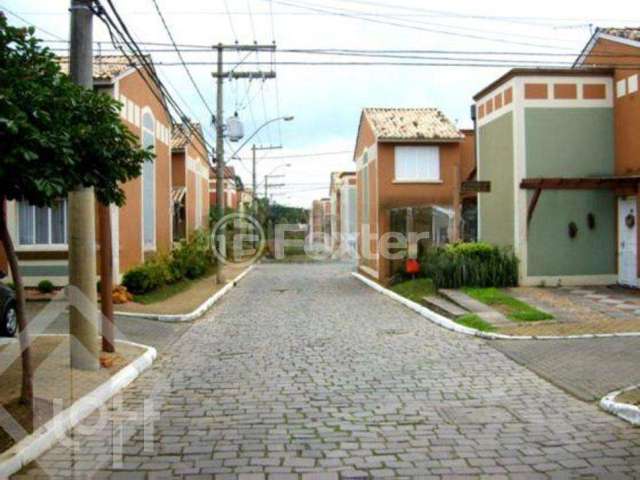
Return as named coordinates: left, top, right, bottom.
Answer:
left=229, top=115, right=294, bottom=159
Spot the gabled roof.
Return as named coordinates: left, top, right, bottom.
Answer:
left=172, top=123, right=204, bottom=151
left=362, top=108, right=463, bottom=142
left=210, top=165, right=236, bottom=180
left=574, top=27, right=640, bottom=67
left=57, top=55, right=139, bottom=81
left=600, top=27, right=640, bottom=42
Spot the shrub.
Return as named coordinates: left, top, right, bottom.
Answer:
left=170, top=230, right=215, bottom=280
left=122, top=258, right=171, bottom=295
left=122, top=230, right=216, bottom=295
left=422, top=242, right=518, bottom=289
left=37, top=280, right=55, bottom=294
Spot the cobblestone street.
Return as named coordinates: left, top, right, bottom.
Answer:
left=15, top=263, right=640, bottom=479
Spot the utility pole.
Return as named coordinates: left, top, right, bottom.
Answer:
left=215, top=44, right=225, bottom=219
left=68, top=0, right=99, bottom=370
left=252, top=145, right=257, bottom=213
left=211, top=43, right=275, bottom=279
left=211, top=43, right=276, bottom=217
left=251, top=145, right=282, bottom=213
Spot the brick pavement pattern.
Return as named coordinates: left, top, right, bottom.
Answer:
left=489, top=337, right=640, bottom=402
left=14, top=263, right=640, bottom=479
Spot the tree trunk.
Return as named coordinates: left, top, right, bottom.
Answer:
left=0, top=199, right=33, bottom=405
left=98, top=203, right=114, bottom=353
left=68, top=188, right=99, bottom=370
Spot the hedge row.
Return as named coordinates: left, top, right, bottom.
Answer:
left=122, top=230, right=216, bottom=295
left=421, top=242, right=518, bottom=289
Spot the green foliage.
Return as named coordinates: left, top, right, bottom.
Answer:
left=462, top=287, right=553, bottom=322
left=390, top=278, right=436, bottom=304
left=0, top=13, right=152, bottom=207
left=36, top=280, right=54, bottom=294
left=422, top=242, right=519, bottom=289
left=170, top=230, right=214, bottom=280
left=122, top=230, right=216, bottom=295
left=455, top=313, right=497, bottom=332
left=121, top=258, right=171, bottom=295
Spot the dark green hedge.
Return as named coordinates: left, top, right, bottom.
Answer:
left=422, top=242, right=518, bottom=289
left=122, top=230, right=216, bottom=295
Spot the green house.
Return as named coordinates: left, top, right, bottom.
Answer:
left=474, top=68, right=621, bottom=286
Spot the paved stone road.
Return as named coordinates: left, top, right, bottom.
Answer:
left=490, top=337, right=640, bottom=402
left=25, top=303, right=191, bottom=353
left=15, top=263, right=640, bottom=479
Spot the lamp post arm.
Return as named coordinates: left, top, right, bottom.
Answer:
left=229, top=116, right=288, bottom=159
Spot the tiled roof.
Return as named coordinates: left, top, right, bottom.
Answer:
left=363, top=108, right=463, bottom=141
left=210, top=165, right=236, bottom=179
left=599, top=27, right=640, bottom=42
left=57, top=55, right=138, bottom=81
left=171, top=123, right=203, bottom=150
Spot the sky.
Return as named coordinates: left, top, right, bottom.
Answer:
left=2, top=0, right=637, bottom=208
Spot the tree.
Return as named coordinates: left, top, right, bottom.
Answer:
left=0, top=14, right=152, bottom=404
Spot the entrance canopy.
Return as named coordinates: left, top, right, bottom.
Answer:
left=521, top=176, right=640, bottom=225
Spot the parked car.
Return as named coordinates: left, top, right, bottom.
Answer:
left=0, top=270, right=17, bottom=337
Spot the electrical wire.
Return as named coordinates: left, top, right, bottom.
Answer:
left=149, top=0, right=215, bottom=117
left=0, top=3, right=67, bottom=40
left=93, top=0, right=212, bottom=161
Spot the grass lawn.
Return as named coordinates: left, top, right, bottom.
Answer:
left=454, top=313, right=496, bottom=332
left=462, top=287, right=553, bottom=322
left=133, top=278, right=195, bottom=305
left=391, top=278, right=436, bottom=304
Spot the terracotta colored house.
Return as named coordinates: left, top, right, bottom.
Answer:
left=209, top=166, right=239, bottom=211
left=171, top=123, right=210, bottom=242
left=2, top=56, right=173, bottom=286
left=577, top=28, right=640, bottom=287
left=354, top=108, right=475, bottom=285
left=474, top=27, right=640, bottom=287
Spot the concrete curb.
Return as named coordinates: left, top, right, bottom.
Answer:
left=352, top=272, right=640, bottom=341
left=115, top=264, right=254, bottom=322
left=0, top=338, right=157, bottom=478
left=600, top=386, right=640, bottom=426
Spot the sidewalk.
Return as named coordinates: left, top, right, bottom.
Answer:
left=115, top=263, right=248, bottom=316
left=499, top=286, right=640, bottom=336
left=490, top=336, right=640, bottom=402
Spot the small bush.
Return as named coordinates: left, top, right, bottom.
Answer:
left=170, top=230, right=215, bottom=280
left=422, top=242, right=518, bottom=289
left=122, top=230, right=216, bottom=295
left=37, top=280, right=55, bottom=294
left=122, top=258, right=171, bottom=295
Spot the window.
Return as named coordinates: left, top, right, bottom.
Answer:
left=394, top=146, right=440, bottom=181
left=142, top=111, right=156, bottom=249
left=361, top=164, right=369, bottom=226
left=18, top=199, right=67, bottom=246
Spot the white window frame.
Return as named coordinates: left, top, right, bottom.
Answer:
left=141, top=107, right=157, bottom=251
left=16, top=200, right=68, bottom=249
left=394, top=145, right=441, bottom=183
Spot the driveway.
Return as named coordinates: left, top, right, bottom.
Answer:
left=15, top=263, right=640, bottom=479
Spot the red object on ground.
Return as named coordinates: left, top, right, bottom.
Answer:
left=406, top=258, right=420, bottom=275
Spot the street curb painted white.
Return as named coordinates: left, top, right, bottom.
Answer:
left=600, top=386, right=640, bottom=426
left=0, top=338, right=157, bottom=478
left=115, top=265, right=254, bottom=322
left=352, top=272, right=640, bottom=341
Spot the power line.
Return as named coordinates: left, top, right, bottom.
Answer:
left=0, top=3, right=67, bottom=40
left=93, top=0, right=213, bottom=161
left=264, top=0, right=573, bottom=50
left=238, top=150, right=353, bottom=160
left=149, top=0, right=215, bottom=117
